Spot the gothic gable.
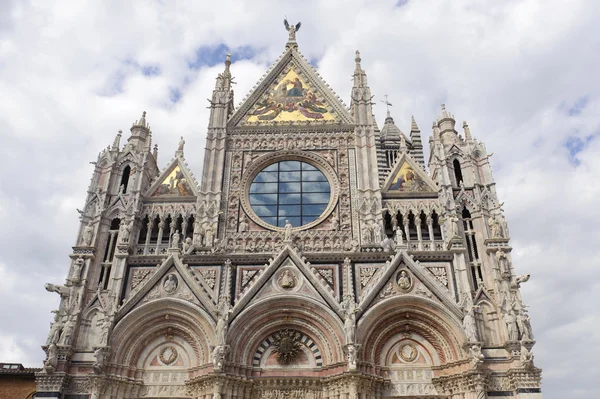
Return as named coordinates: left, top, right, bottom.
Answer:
left=231, top=245, right=339, bottom=319
left=229, top=47, right=353, bottom=127
left=144, top=154, right=199, bottom=199
left=117, top=253, right=217, bottom=322
left=357, top=251, right=462, bottom=319
left=381, top=153, right=439, bottom=197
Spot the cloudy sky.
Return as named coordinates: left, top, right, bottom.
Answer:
left=0, top=0, right=598, bottom=397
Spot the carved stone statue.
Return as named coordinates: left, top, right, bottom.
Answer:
left=93, top=348, right=105, bottom=374
left=347, top=344, right=357, bottom=370
left=395, top=227, right=404, bottom=246
left=171, top=230, right=181, bottom=249
left=204, top=225, right=215, bottom=247
left=119, top=219, right=131, bottom=244
left=193, top=219, right=204, bottom=246
left=177, top=136, right=185, bottom=152
left=489, top=215, right=502, bottom=238
left=239, top=215, right=249, bottom=232
left=468, top=344, right=484, bottom=364
left=182, top=237, right=193, bottom=254
left=516, top=311, right=533, bottom=340
left=46, top=313, right=62, bottom=346
left=339, top=295, right=360, bottom=345
left=372, top=222, right=383, bottom=243
left=283, top=18, right=301, bottom=41
left=449, top=214, right=460, bottom=237
left=212, top=345, right=226, bottom=370
left=71, top=257, right=84, bottom=281
left=496, top=249, right=509, bottom=273
left=505, top=309, right=518, bottom=341
left=59, top=319, right=74, bottom=346
left=163, top=274, right=178, bottom=294
left=80, top=222, right=94, bottom=246
left=463, top=307, right=479, bottom=342
left=44, top=343, right=58, bottom=373
left=514, top=274, right=530, bottom=285
left=381, top=237, right=395, bottom=252
left=331, top=215, right=339, bottom=231
left=216, top=296, right=233, bottom=346
left=283, top=220, right=293, bottom=242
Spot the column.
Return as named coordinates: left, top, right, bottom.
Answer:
left=144, top=218, right=153, bottom=255
left=156, top=218, right=165, bottom=254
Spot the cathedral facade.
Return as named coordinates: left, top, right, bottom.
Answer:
left=36, top=26, right=543, bottom=399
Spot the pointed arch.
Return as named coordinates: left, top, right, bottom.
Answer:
left=120, top=165, right=131, bottom=193
left=453, top=158, right=463, bottom=186
left=228, top=295, right=345, bottom=368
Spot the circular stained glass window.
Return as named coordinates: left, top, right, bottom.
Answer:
left=249, top=161, right=331, bottom=228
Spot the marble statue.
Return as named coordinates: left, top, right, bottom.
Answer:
left=46, top=313, right=62, bottom=346
left=505, top=309, right=518, bottom=341
left=80, top=222, right=94, bottom=246
left=463, top=307, right=478, bottom=342
left=59, top=319, right=74, bottom=346
left=339, top=295, right=360, bottom=345
left=283, top=18, right=301, bottom=41
left=216, top=296, right=233, bottom=346
left=395, top=227, right=404, bottom=246
left=283, top=220, right=293, bottom=241
left=119, top=219, right=131, bottom=244
left=44, top=343, right=58, bottom=372
left=171, top=230, right=181, bottom=248
left=71, top=257, right=84, bottom=281
left=239, top=215, right=249, bottom=232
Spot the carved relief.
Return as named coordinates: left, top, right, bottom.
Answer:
left=427, top=266, right=448, bottom=287
left=396, top=270, right=413, bottom=293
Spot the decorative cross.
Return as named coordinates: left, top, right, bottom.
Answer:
left=381, top=94, right=393, bottom=117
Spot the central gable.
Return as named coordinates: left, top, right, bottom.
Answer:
left=229, top=48, right=353, bottom=127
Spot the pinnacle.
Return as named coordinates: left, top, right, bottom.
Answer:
left=411, top=115, right=420, bottom=131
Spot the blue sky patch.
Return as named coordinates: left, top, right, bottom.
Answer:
left=565, top=134, right=596, bottom=166
left=188, top=43, right=259, bottom=69
left=169, top=87, right=182, bottom=104
left=567, top=96, right=588, bottom=116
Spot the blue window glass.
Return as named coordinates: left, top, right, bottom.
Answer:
left=249, top=161, right=331, bottom=228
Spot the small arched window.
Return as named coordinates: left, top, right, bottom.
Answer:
left=453, top=159, right=463, bottom=186
left=120, top=165, right=131, bottom=193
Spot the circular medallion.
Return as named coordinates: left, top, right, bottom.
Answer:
left=159, top=346, right=178, bottom=365
left=278, top=270, right=297, bottom=289
left=399, top=343, right=418, bottom=362
left=163, top=274, right=179, bottom=294
left=396, top=270, right=412, bottom=292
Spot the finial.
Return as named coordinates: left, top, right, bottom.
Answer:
left=355, top=50, right=361, bottom=64
left=283, top=18, right=301, bottom=43
left=381, top=94, right=392, bottom=118
left=463, top=121, right=472, bottom=140
left=441, top=104, right=446, bottom=111
left=224, top=52, right=231, bottom=70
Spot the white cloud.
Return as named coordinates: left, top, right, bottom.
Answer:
left=0, top=1, right=598, bottom=397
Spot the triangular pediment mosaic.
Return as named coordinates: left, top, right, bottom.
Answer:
left=145, top=154, right=198, bottom=199
left=381, top=153, right=439, bottom=197
left=230, top=48, right=353, bottom=127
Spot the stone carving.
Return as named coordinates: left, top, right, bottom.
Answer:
left=71, top=257, right=84, bottom=281
left=182, top=237, right=193, bottom=254
left=204, top=224, right=215, bottom=247
left=131, top=269, right=152, bottom=291
left=497, top=249, right=509, bottom=274
left=468, top=343, right=484, bottom=364
left=397, top=270, right=412, bottom=292
left=119, top=218, right=132, bottom=244
left=505, top=309, right=519, bottom=341
left=399, top=343, right=418, bottom=362
left=44, top=343, right=58, bottom=373
left=359, top=267, right=378, bottom=289
left=330, top=215, right=339, bottom=231
left=212, top=345, right=226, bottom=370
left=517, top=311, right=533, bottom=340
left=46, top=312, right=62, bottom=346
left=171, top=230, right=180, bottom=249
left=80, top=222, right=94, bottom=246
left=520, top=343, right=533, bottom=364
left=395, top=227, right=404, bottom=246
left=462, top=306, right=479, bottom=342
left=272, top=329, right=302, bottom=365
left=197, top=269, right=217, bottom=290
left=160, top=346, right=179, bottom=365
left=427, top=267, right=448, bottom=287
left=163, top=274, right=178, bottom=294
left=449, top=214, right=460, bottom=237
left=488, top=215, right=503, bottom=238
left=283, top=18, right=302, bottom=41
left=346, top=344, right=357, bottom=370
left=193, top=219, right=204, bottom=246
left=283, top=219, right=293, bottom=242
left=279, top=270, right=296, bottom=289
left=93, top=348, right=105, bottom=374
left=381, top=237, right=395, bottom=252
left=216, top=296, right=233, bottom=346
left=339, top=295, right=360, bottom=345
left=239, top=215, right=249, bottom=232
left=59, top=318, right=75, bottom=346
left=177, top=136, right=185, bottom=152
left=373, top=222, right=383, bottom=243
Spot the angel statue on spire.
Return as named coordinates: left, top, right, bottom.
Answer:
left=284, top=18, right=301, bottom=41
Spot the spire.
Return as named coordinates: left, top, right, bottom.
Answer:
left=353, top=50, right=368, bottom=88
left=463, top=121, right=473, bottom=141
left=153, top=144, right=158, bottom=162
left=438, top=104, right=457, bottom=145
left=215, top=53, right=233, bottom=91
left=112, top=130, right=122, bottom=151
left=433, top=121, right=441, bottom=141
left=127, top=111, right=151, bottom=152
left=410, top=116, right=425, bottom=168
